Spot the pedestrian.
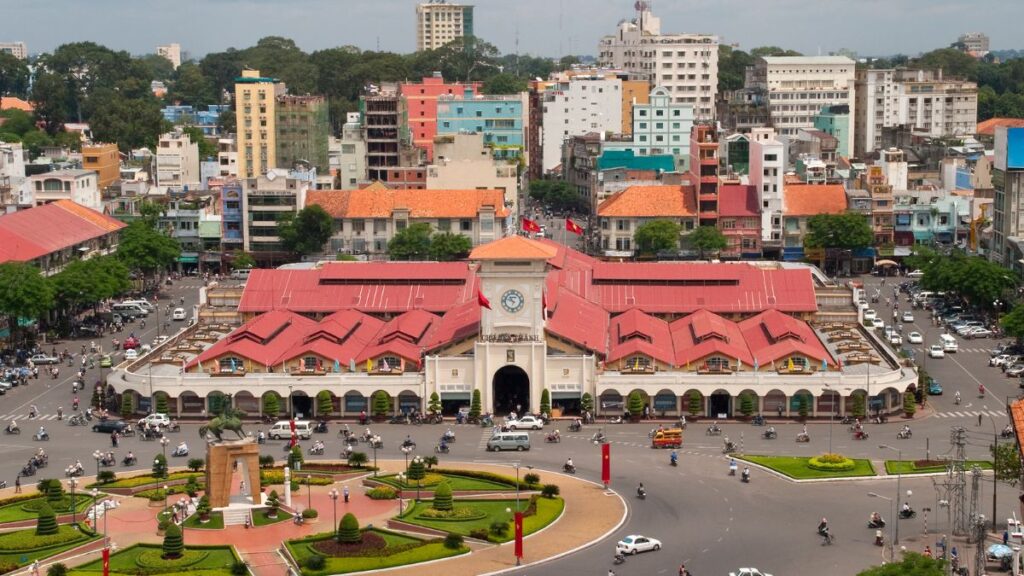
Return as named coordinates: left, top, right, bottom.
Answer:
left=240, top=480, right=246, bottom=495
left=343, top=485, right=350, bottom=503
left=111, top=431, right=118, bottom=448
left=923, top=545, right=932, bottom=558
left=1004, top=529, right=1010, bottom=545
left=31, top=559, right=39, bottom=576
left=979, top=413, right=983, bottom=427
left=14, top=475, right=21, bottom=493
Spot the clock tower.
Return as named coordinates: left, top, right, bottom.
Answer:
left=468, top=236, right=556, bottom=414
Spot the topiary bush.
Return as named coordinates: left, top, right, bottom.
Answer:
left=120, top=393, right=133, bottom=419
left=162, top=523, right=183, bottom=559
left=687, top=391, right=702, bottom=417
left=187, top=458, right=204, bottom=472
left=851, top=394, right=866, bottom=418
left=288, top=446, right=303, bottom=469
left=540, top=388, right=551, bottom=416
left=489, top=520, right=509, bottom=537
left=627, top=391, right=644, bottom=419
left=580, top=392, right=594, bottom=415
left=230, top=561, right=248, bottom=575
left=469, top=389, right=482, bottom=421
left=807, top=454, right=856, bottom=472
left=797, top=394, right=810, bottom=419
left=443, top=533, right=464, bottom=550
left=367, top=486, right=397, bottom=500
left=348, top=451, right=368, bottom=468
left=428, top=392, right=442, bottom=415
left=432, top=480, right=453, bottom=511
left=155, top=393, right=169, bottom=415
left=97, top=470, right=116, bottom=484
left=38, top=478, right=64, bottom=502
left=523, top=473, right=540, bottom=486
left=541, top=484, right=560, bottom=498
left=302, top=508, right=318, bottom=519
left=266, top=490, right=280, bottom=517
left=739, top=393, right=754, bottom=417
left=338, top=512, right=361, bottom=543
left=262, top=392, right=280, bottom=418
left=304, top=554, right=325, bottom=570
left=36, top=501, right=57, bottom=535
left=46, top=563, right=68, bottom=576
left=371, top=391, right=390, bottom=419
left=152, top=453, right=168, bottom=478
left=903, top=391, right=916, bottom=417
left=469, top=528, right=489, bottom=540
left=258, top=454, right=275, bottom=469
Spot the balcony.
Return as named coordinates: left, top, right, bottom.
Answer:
left=698, top=192, right=718, bottom=202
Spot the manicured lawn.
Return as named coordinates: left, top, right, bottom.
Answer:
left=252, top=509, right=290, bottom=527
left=0, top=494, right=97, bottom=523
left=68, top=543, right=241, bottom=575
left=87, top=471, right=197, bottom=489
left=0, top=524, right=100, bottom=570
left=741, top=455, right=877, bottom=479
left=885, top=460, right=992, bottom=475
left=399, top=497, right=564, bottom=543
left=286, top=528, right=468, bottom=576
left=375, top=473, right=515, bottom=492
left=183, top=511, right=224, bottom=530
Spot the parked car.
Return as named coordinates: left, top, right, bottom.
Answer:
left=92, top=420, right=128, bottom=434
left=929, top=345, right=945, bottom=359
left=29, top=353, right=59, bottom=365
left=1003, top=356, right=1022, bottom=372
left=616, top=535, right=662, bottom=555
left=124, top=349, right=138, bottom=361
left=888, top=334, right=903, bottom=345
left=1006, top=364, right=1024, bottom=378
left=908, top=332, right=924, bottom=344
left=139, top=414, right=171, bottom=428
left=506, top=415, right=544, bottom=430
left=991, top=354, right=1013, bottom=367
left=967, top=327, right=993, bottom=339
left=0, top=380, right=11, bottom=394
left=857, top=299, right=870, bottom=310
left=902, top=311, right=914, bottom=323
left=122, top=337, right=141, bottom=350
left=907, top=269, right=925, bottom=278
left=863, top=309, right=878, bottom=321
left=871, top=318, right=886, bottom=330
left=991, top=345, right=1009, bottom=357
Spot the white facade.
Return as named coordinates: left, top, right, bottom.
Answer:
left=748, top=128, right=785, bottom=242
left=427, top=133, right=518, bottom=204
left=958, top=33, right=989, bottom=55
left=746, top=56, right=856, bottom=155
left=877, top=148, right=909, bottom=191
left=156, top=43, right=181, bottom=69
left=22, top=170, right=101, bottom=211
left=0, top=42, right=26, bottom=60
left=415, top=2, right=473, bottom=51
left=854, top=68, right=978, bottom=158
left=598, top=7, right=718, bottom=120
left=337, top=113, right=366, bottom=190
left=217, top=138, right=237, bottom=177
left=155, top=130, right=201, bottom=191
left=602, top=86, right=695, bottom=168
left=541, top=76, right=623, bottom=172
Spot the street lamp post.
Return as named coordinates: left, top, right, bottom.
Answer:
left=879, top=444, right=903, bottom=545
left=163, top=485, right=169, bottom=518
left=93, top=449, right=103, bottom=479
left=306, top=475, right=312, bottom=512
left=328, top=488, right=339, bottom=541
left=371, top=435, right=380, bottom=477
left=90, top=488, right=99, bottom=537
left=288, top=385, right=294, bottom=419
left=396, top=473, right=406, bottom=514
left=824, top=383, right=834, bottom=455
left=401, top=445, right=413, bottom=472
left=160, top=436, right=169, bottom=463
left=869, top=492, right=896, bottom=561
left=68, top=477, right=78, bottom=527
left=412, top=456, right=423, bottom=502
left=988, top=414, right=1000, bottom=531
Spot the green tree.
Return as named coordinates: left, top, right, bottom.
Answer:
left=855, top=552, right=944, bottom=576
left=155, top=392, right=169, bottom=414
left=278, top=204, right=334, bottom=256
left=134, top=54, right=175, bottom=83
left=230, top=251, right=256, bottom=270
left=208, top=392, right=225, bottom=416
left=118, top=220, right=181, bottom=278
left=347, top=452, right=368, bottom=468
left=717, top=45, right=754, bottom=92
left=686, top=225, right=728, bottom=259
left=38, top=478, right=64, bottom=502
left=218, top=108, right=236, bottom=134
left=750, top=46, right=804, bottom=58
left=88, top=89, right=168, bottom=153
left=540, top=389, right=551, bottom=416
left=797, top=394, right=809, bottom=418
left=1002, top=304, right=1024, bottom=343
left=36, top=502, right=57, bottom=535
left=903, top=392, right=916, bottom=417
left=181, top=125, right=217, bottom=160
left=687, top=391, right=702, bottom=417
left=153, top=453, right=168, bottom=478
left=338, top=512, right=361, bottom=543
left=371, top=391, right=390, bottom=419
left=993, top=440, right=1021, bottom=487
left=634, top=220, right=682, bottom=255
left=0, top=52, right=30, bottom=98
left=0, top=109, right=34, bottom=136
left=162, top=522, right=184, bottom=558
left=168, top=62, right=216, bottom=107
left=432, top=480, right=453, bottom=511
left=30, top=72, right=68, bottom=135
left=262, top=392, right=280, bottom=417
left=427, top=392, right=442, bottom=415
left=580, top=392, right=594, bottom=415
left=0, top=262, right=53, bottom=346
left=407, top=457, right=426, bottom=484
left=46, top=563, right=69, bottom=576
left=626, top=391, right=644, bottom=419
left=316, top=391, right=334, bottom=417
left=851, top=394, right=866, bottom=419
left=121, top=392, right=134, bottom=418
left=739, top=393, right=754, bottom=417
left=288, top=446, right=304, bottom=469
left=428, top=232, right=472, bottom=261
left=803, top=212, right=873, bottom=249
left=913, top=48, right=978, bottom=81
left=469, top=389, right=482, bottom=421
left=388, top=222, right=433, bottom=260
left=482, top=73, right=526, bottom=95
left=20, top=130, right=53, bottom=158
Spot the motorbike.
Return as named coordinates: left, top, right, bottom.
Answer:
left=122, top=456, right=137, bottom=466
left=425, top=413, right=443, bottom=425
left=562, top=463, right=576, bottom=474
left=868, top=518, right=886, bottom=529
left=762, top=430, right=777, bottom=440
left=853, top=430, right=869, bottom=440
left=4, top=425, right=20, bottom=435
left=389, top=414, right=408, bottom=425
left=368, top=437, right=383, bottom=449
left=545, top=433, right=561, bottom=443
left=1002, top=426, right=1014, bottom=439
left=591, top=432, right=608, bottom=444
left=441, top=433, right=456, bottom=443
left=706, top=425, right=722, bottom=436
left=314, top=421, right=328, bottom=434
left=723, top=442, right=737, bottom=454
left=308, top=445, right=324, bottom=455
left=636, top=487, right=646, bottom=500
left=172, top=446, right=189, bottom=457
left=400, top=439, right=417, bottom=450
left=65, top=465, right=83, bottom=477
left=613, top=553, right=626, bottom=565
left=33, top=431, right=49, bottom=441
left=840, top=415, right=855, bottom=425
left=606, top=416, right=624, bottom=424
left=261, top=414, right=276, bottom=424
left=100, top=456, right=115, bottom=467
left=796, top=433, right=810, bottom=443
left=899, top=509, right=916, bottom=519
left=20, top=463, right=36, bottom=477
left=568, top=422, right=582, bottom=432
left=360, top=432, right=374, bottom=443
left=872, top=414, right=889, bottom=424
left=819, top=529, right=835, bottom=545
left=435, top=443, right=450, bottom=454
left=670, top=456, right=678, bottom=467
left=68, top=414, right=86, bottom=426
left=741, top=470, right=750, bottom=483
left=751, top=415, right=765, bottom=427
left=897, top=429, right=912, bottom=440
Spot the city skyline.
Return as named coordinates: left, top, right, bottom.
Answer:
left=4, top=0, right=1022, bottom=60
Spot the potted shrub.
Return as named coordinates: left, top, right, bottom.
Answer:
left=196, top=495, right=211, bottom=523
left=266, top=490, right=280, bottom=518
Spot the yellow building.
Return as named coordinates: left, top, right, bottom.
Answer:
left=234, top=70, right=285, bottom=179
left=621, top=79, right=650, bottom=135
left=81, top=143, right=120, bottom=190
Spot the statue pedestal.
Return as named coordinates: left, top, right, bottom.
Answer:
left=204, top=439, right=261, bottom=509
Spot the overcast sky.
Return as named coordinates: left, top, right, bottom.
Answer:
left=5, top=0, right=1023, bottom=60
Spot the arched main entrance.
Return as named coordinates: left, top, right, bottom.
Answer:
left=492, top=365, right=529, bottom=415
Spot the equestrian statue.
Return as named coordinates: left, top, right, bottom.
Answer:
left=198, top=407, right=247, bottom=442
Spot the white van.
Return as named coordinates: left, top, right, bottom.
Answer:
left=112, top=303, right=148, bottom=317
left=268, top=420, right=313, bottom=440
left=231, top=268, right=253, bottom=280
left=122, top=299, right=155, bottom=311
left=940, top=334, right=959, bottom=353
left=486, top=432, right=530, bottom=452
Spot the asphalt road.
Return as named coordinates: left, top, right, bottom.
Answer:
left=0, top=273, right=1018, bottom=576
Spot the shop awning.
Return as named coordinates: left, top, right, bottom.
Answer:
left=552, top=391, right=581, bottom=399
left=440, top=392, right=471, bottom=400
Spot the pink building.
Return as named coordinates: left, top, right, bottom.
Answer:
left=399, top=75, right=481, bottom=161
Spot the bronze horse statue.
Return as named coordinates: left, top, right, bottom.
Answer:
left=198, top=407, right=247, bottom=442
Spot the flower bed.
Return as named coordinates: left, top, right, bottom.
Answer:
left=0, top=524, right=99, bottom=569
left=183, top=511, right=224, bottom=530
left=0, top=494, right=96, bottom=523
left=260, top=469, right=333, bottom=486
left=398, top=496, right=563, bottom=543
left=86, top=471, right=196, bottom=490
left=367, top=486, right=397, bottom=500
left=415, top=507, right=487, bottom=521
left=807, top=454, right=856, bottom=472
left=740, top=455, right=876, bottom=479
left=136, top=548, right=210, bottom=568
left=374, top=472, right=516, bottom=492
left=67, top=543, right=242, bottom=575
left=134, top=480, right=203, bottom=501
left=286, top=529, right=467, bottom=575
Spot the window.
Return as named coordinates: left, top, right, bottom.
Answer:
left=615, top=237, right=631, bottom=250
left=302, top=356, right=319, bottom=371
left=436, top=218, right=450, bottom=232
left=460, top=220, right=472, bottom=231
left=624, top=355, right=651, bottom=372
left=374, top=219, right=387, bottom=234
left=705, top=356, right=730, bottom=371
left=616, top=219, right=629, bottom=231
left=376, top=356, right=401, bottom=372
left=722, top=219, right=735, bottom=229
left=352, top=219, right=365, bottom=233
left=396, top=220, right=407, bottom=231
left=218, top=357, right=243, bottom=373
left=480, top=217, right=493, bottom=232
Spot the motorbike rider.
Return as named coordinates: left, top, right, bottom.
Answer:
left=565, top=457, right=574, bottom=470
left=7, top=420, right=17, bottom=433
left=818, top=517, right=829, bottom=536
left=741, top=466, right=750, bottom=481
left=257, top=430, right=265, bottom=443
left=955, top=390, right=961, bottom=404
left=870, top=511, right=883, bottom=525
left=37, top=426, right=47, bottom=439
left=902, top=502, right=913, bottom=516
left=729, top=458, right=738, bottom=475
left=176, top=441, right=188, bottom=455
left=901, top=424, right=911, bottom=436
left=444, top=427, right=455, bottom=441
left=124, top=451, right=135, bottom=464
left=766, top=425, right=776, bottom=437
left=670, top=450, right=678, bottom=465
left=550, top=429, right=561, bottom=441
left=637, top=482, right=646, bottom=497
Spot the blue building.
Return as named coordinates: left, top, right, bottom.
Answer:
left=436, top=88, right=525, bottom=160
left=162, top=105, right=231, bottom=137
left=220, top=180, right=244, bottom=253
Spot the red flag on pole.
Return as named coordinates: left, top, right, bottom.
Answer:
left=601, top=442, right=611, bottom=487
left=514, top=511, right=524, bottom=559
left=477, top=289, right=491, bottom=309
left=102, top=547, right=110, bottom=576
left=521, top=217, right=542, bottom=233
left=565, top=218, right=584, bottom=235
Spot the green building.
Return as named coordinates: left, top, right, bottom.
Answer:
left=276, top=95, right=330, bottom=173
left=813, top=105, right=851, bottom=159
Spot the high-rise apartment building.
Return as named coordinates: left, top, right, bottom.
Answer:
left=747, top=128, right=785, bottom=249
left=0, top=42, right=26, bottom=60
left=234, top=70, right=286, bottom=179
left=81, top=142, right=120, bottom=190
left=958, top=32, right=990, bottom=56
left=540, top=76, right=622, bottom=172
left=854, top=68, right=977, bottom=158
left=155, top=129, right=201, bottom=191
left=416, top=1, right=474, bottom=51
left=602, top=86, right=695, bottom=170
left=276, top=95, right=329, bottom=173
left=400, top=75, right=481, bottom=161
left=991, top=127, right=1024, bottom=273
left=156, top=43, right=181, bottom=69
left=745, top=56, right=856, bottom=156
left=598, top=5, right=719, bottom=120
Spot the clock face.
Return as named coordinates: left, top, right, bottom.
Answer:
left=501, top=289, right=525, bottom=314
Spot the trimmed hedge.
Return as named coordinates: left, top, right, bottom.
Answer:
left=415, top=507, right=487, bottom=521
left=85, top=471, right=196, bottom=489
left=431, top=468, right=524, bottom=489
left=0, top=525, right=85, bottom=551
left=260, top=469, right=333, bottom=486
left=136, top=548, right=208, bottom=568
left=807, top=455, right=856, bottom=472
left=367, top=486, right=397, bottom=500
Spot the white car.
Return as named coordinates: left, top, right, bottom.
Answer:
left=616, top=534, right=662, bottom=555
left=506, top=415, right=544, bottom=430
left=907, top=269, right=925, bottom=278
left=888, top=334, right=903, bottom=345
left=871, top=318, right=885, bottom=330
left=172, top=307, right=187, bottom=321
left=907, top=332, right=923, bottom=344
left=857, top=299, right=869, bottom=310
left=929, top=345, right=945, bottom=359
left=29, top=353, right=60, bottom=365
left=902, top=312, right=914, bottom=323
left=153, top=335, right=169, bottom=346
left=731, top=569, right=774, bottom=576
left=968, top=327, right=993, bottom=338
left=124, top=348, right=138, bottom=361
left=991, top=354, right=1013, bottom=367
left=139, top=413, right=171, bottom=427
left=863, top=309, right=878, bottom=321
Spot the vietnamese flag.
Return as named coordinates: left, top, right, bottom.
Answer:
left=566, top=218, right=584, bottom=235
left=477, top=289, right=491, bottom=309
left=103, top=547, right=110, bottom=576
left=514, top=511, right=524, bottom=559
left=521, top=217, right=542, bottom=233
left=601, top=442, right=611, bottom=487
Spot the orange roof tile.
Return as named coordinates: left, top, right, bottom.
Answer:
left=783, top=184, right=848, bottom=217
left=469, top=235, right=558, bottom=260
left=977, top=118, right=1024, bottom=136
left=306, top=189, right=509, bottom=219
left=0, top=97, right=33, bottom=112
left=597, top=185, right=696, bottom=218
left=1011, top=399, right=1024, bottom=451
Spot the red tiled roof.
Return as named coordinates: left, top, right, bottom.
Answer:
left=357, top=309, right=441, bottom=367
left=1011, top=399, right=1024, bottom=454
left=278, top=310, right=384, bottom=366
left=545, top=288, right=609, bottom=355
left=977, top=118, right=1024, bottom=136
left=0, top=97, right=33, bottom=112
left=718, top=184, right=760, bottom=218
left=783, top=184, right=848, bottom=217
left=306, top=188, right=510, bottom=219
left=0, top=200, right=127, bottom=263
left=669, top=309, right=754, bottom=367
left=607, top=308, right=674, bottom=365
left=597, top=185, right=697, bottom=217
left=192, top=310, right=316, bottom=369
left=469, top=235, right=558, bottom=260
left=422, top=299, right=481, bottom=352
left=738, top=309, right=834, bottom=368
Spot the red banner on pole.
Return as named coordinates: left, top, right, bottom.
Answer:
left=514, top=511, right=524, bottom=559
left=102, top=547, right=110, bottom=576
left=601, top=442, right=611, bottom=487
